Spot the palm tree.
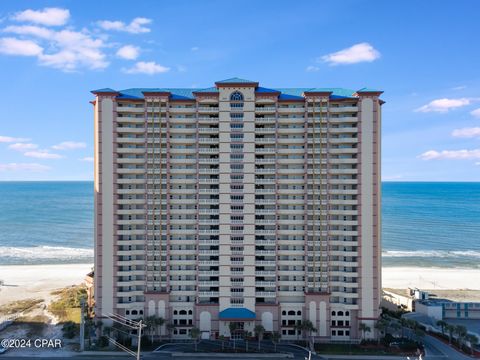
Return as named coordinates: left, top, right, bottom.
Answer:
left=190, top=327, right=201, bottom=351
left=144, top=316, right=156, bottom=343
left=445, top=324, right=454, bottom=344
left=436, top=320, right=447, bottom=336
left=359, top=322, right=371, bottom=340
left=301, top=320, right=317, bottom=349
left=166, top=323, right=176, bottom=340
left=229, top=322, right=239, bottom=350
left=103, top=325, right=113, bottom=338
left=374, top=319, right=388, bottom=344
left=155, top=317, right=165, bottom=339
left=389, top=321, right=401, bottom=338
left=294, top=321, right=303, bottom=341
left=144, top=316, right=165, bottom=343
left=271, top=331, right=281, bottom=352
left=399, top=318, right=409, bottom=338
left=466, top=334, right=478, bottom=355
left=254, top=324, right=265, bottom=350
left=454, top=325, right=467, bottom=350
left=95, top=320, right=104, bottom=338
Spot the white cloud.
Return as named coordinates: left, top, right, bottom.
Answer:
left=321, top=42, right=380, bottom=65
left=0, top=37, right=43, bottom=56
left=419, top=149, right=480, bottom=160
left=452, top=127, right=480, bottom=138
left=24, top=150, right=63, bottom=159
left=471, top=108, right=480, bottom=118
left=415, top=98, right=472, bottom=113
left=124, top=61, right=170, bottom=75
left=191, top=46, right=199, bottom=51
left=12, top=7, right=70, bottom=26
left=98, top=17, right=152, bottom=34
left=116, top=45, right=139, bottom=60
left=3, top=25, right=52, bottom=38
left=306, top=65, right=319, bottom=72
left=51, top=141, right=86, bottom=150
left=452, top=85, right=466, bottom=91
left=3, top=25, right=108, bottom=71
left=80, top=157, right=94, bottom=162
left=0, top=135, right=30, bottom=143
left=176, top=65, right=187, bottom=72
left=38, top=30, right=108, bottom=71
left=8, top=143, right=38, bottom=151
left=0, top=163, right=51, bottom=172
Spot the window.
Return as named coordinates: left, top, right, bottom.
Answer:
left=230, top=91, right=244, bottom=102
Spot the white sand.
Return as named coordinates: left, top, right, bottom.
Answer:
left=0, top=264, right=478, bottom=306
left=0, top=263, right=93, bottom=305
left=382, top=267, right=480, bottom=290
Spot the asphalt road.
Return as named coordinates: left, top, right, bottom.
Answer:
left=0, top=336, right=473, bottom=360
left=423, top=334, right=473, bottom=360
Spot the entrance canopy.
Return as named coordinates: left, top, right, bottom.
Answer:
left=218, top=308, right=256, bottom=321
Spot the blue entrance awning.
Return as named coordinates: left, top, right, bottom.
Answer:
left=219, top=308, right=256, bottom=320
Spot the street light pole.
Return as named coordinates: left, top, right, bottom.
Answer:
left=80, top=298, right=85, bottom=352
left=136, top=319, right=143, bottom=360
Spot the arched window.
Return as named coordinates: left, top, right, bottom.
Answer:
left=174, top=310, right=178, bottom=315
left=331, top=311, right=336, bottom=316
left=230, top=91, right=244, bottom=101
left=188, top=310, right=193, bottom=315
left=338, top=311, right=344, bottom=316
left=345, top=311, right=349, bottom=316
left=297, top=311, right=302, bottom=316
left=288, top=310, right=295, bottom=316
left=282, top=311, right=286, bottom=316
left=180, top=310, right=187, bottom=315
left=230, top=91, right=244, bottom=109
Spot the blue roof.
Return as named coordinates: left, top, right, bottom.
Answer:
left=219, top=308, right=256, bottom=320
left=193, top=87, right=219, bottom=93
left=216, top=77, right=257, bottom=84
left=91, top=87, right=117, bottom=93
left=256, top=87, right=280, bottom=93
left=357, top=87, right=383, bottom=93
left=94, top=80, right=377, bottom=100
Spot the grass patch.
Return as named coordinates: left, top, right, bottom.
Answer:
left=0, top=298, right=43, bottom=316
left=14, top=314, right=49, bottom=337
left=48, top=285, right=86, bottom=324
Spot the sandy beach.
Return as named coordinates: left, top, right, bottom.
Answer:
left=0, top=263, right=93, bottom=306
left=1, top=264, right=479, bottom=307
left=382, top=266, right=480, bottom=290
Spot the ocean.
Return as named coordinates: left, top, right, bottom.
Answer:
left=0, top=181, right=479, bottom=268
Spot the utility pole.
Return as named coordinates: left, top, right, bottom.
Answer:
left=80, top=298, right=85, bottom=352
left=103, top=313, right=146, bottom=360
left=136, top=319, right=143, bottom=360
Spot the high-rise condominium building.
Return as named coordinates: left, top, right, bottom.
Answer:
left=92, top=78, right=382, bottom=341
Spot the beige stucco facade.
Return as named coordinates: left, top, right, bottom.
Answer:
left=92, top=79, right=383, bottom=341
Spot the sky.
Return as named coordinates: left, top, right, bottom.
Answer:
left=0, top=1, right=479, bottom=181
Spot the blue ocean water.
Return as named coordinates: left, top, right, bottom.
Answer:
left=0, top=181, right=478, bottom=268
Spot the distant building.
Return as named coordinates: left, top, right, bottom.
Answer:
left=384, top=288, right=480, bottom=321
left=91, top=78, right=383, bottom=341
left=416, top=298, right=480, bottom=321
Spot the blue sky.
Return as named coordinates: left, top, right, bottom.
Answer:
left=0, top=1, right=479, bottom=181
